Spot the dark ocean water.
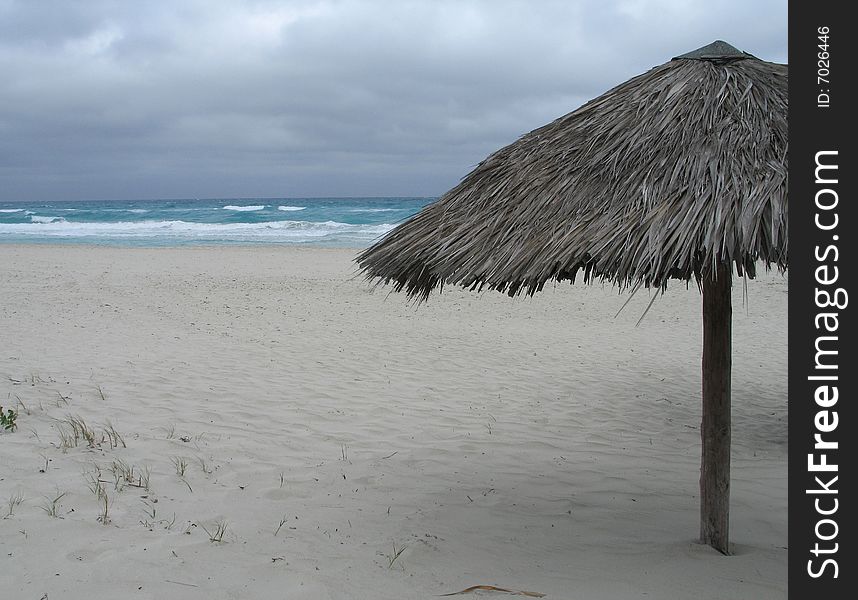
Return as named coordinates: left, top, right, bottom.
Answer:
left=0, top=197, right=433, bottom=247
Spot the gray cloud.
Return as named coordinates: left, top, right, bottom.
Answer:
left=0, top=0, right=788, bottom=201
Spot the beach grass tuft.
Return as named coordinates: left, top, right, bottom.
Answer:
left=102, top=420, right=126, bottom=449
left=68, top=415, right=97, bottom=447
left=140, top=498, right=156, bottom=528
left=106, top=459, right=149, bottom=491
left=171, top=456, right=189, bottom=477
left=40, top=490, right=67, bottom=518
left=97, top=492, right=111, bottom=524
left=201, top=519, right=229, bottom=543
left=54, top=415, right=98, bottom=448
left=160, top=424, right=177, bottom=439
left=274, top=514, right=288, bottom=536
left=4, top=491, right=24, bottom=518
left=84, top=466, right=108, bottom=501
left=54, top=416, right=127, bottom=451
left=55, top=423, right=75, bottom=450
left=137, top=465, right=152, bottom=491
left=109, top=459, right=132, bottom=491
left=386, top=542, right=407, bottom=569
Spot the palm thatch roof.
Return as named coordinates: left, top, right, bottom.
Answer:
left=357, top=41, right=788, bottom=300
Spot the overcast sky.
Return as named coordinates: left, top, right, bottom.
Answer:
left=0, top=0, right=787, bottom=202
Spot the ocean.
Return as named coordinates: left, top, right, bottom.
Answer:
left=0, top=197, right=433, bottom=247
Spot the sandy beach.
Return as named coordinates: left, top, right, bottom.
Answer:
left=0, top=245, right=787, bottom=599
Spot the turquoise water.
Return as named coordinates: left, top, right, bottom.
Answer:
left=0, top=197, right=433, bottom=247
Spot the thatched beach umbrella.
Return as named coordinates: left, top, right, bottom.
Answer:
left=357, top=40, right=787, bottom=554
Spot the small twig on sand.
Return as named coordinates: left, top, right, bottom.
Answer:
left=165, top=580, right=199, bottom=588
left=438, top=585, right=545, bottom=597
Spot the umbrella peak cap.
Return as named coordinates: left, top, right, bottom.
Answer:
left=672, top=40, right=756, bottom=61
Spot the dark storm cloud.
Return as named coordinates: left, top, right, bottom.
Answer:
left=0, top=0, right=787, bottom=201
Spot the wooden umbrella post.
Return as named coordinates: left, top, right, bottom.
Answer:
left=700, top=261, right=732, bottom=554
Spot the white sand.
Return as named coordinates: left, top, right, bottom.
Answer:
left=0, top=245, right=787, bottom=599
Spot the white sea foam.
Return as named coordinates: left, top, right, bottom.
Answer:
left=0, top=219, right=393, bottom=242
left=349, top=208, right=395, bottom=213
left=278, top=206, right=306, bottom=211
left=0, top=208, right=25, bottom=213
left=223, top=205, right=266, bottom=211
